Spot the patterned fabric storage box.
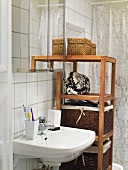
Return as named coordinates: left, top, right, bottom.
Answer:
left=67, top=38, right=91, bottom=55
left=91, top=42, right=96, bottom=55
left=60, top=140, right=111, bottom=170
left=52, top=38, right=64, bottom=55
left=61, top=104, right=113, bottom=135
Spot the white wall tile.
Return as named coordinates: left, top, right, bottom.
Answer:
left=12, top=6, right=20, bottom=32
left=21, top=58, right=29, bottom=72
left=47, top=80, right=53, bottom=100
left=74, top=0, right=80, bottom=13
left=14, top=73, right=26, bottom=83
left=30, top=47, right=41, bottom=56
left=14, top=108, right=26, bottom=133
left=20, top=0, right=29, bottom=10
left=74, top=13, right=80, bottom=26
left=12, top=84, right=15, bottom=109
left=12, top=109, right=15, bottom=139
left=12, top=58, right=21, bottom=73
left=27, top=82, right=37, bottom=105
left=20, top=9, right=28, bottom=34
left=85, top=17, right=92, bottom=34
left=38, top=72, right=48, bottom=81
left=27, top=73, right=37, bottom=82
left=48, top=100, right=53, bottom=111
left=79, top=15, right=85, bottom=29
left=12, top=73, right=15, bottom=83
left=38, top=81, right=48, bottom=103
left=15, top=83, right=26, bottom=108
left=68, top=0, right=75, bottom=10
left=68, top=9, right=75, bottom=25
left=85, top=2, right=91, bottom=18
left=30, top=34, right=40, bottom=48
left=12, top=0, right=20, bottom=7
left=81, top=0, right=86, bottom=16
left=30, top=20, right=40, bottom=34
left=85, top=32, right=91, bottom=39
left=65, top=7, right=69, bottom=22
left=48, top=72, right=53, bottom=80
left=12, top=33, right=20, bottom=58
left=20, top=34, right=29, bottom=58
left=38, top=102, right=48, bottom=119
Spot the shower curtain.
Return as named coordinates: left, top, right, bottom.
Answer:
left=92, top=2, right=128, bottom=169
left=39, top=7, right=64, bottom=55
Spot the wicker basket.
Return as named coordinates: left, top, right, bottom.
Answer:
left=67, top=38, right=91, bottom=55
left=61, top=105, right=113, bottom=135
left=91, top=42, right=96, bottom=55
left=60, top=140, right=111, bottom=170
left=52, top=38, right=64, bottom=55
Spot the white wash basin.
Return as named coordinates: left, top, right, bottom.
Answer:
left=13, top=126, right=95, bottom=167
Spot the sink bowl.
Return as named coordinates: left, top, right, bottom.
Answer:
left=13, top=126, right=95, bottom=167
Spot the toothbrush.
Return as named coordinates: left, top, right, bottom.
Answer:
left=30, top=108, right=35, bottom=121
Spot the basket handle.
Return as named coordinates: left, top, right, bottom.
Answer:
left=76, top=107, right=85, bottom=124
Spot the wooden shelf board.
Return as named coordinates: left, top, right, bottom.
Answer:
left=60, top=93, right=114, bottom=101
left=95, top=131, right=113, bottom=142
left=31, top=55, right=116, bottom=63
left=32, top=55, right=64, bottom=61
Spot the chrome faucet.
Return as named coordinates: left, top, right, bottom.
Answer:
left=38, top=117, right=54, bottom=134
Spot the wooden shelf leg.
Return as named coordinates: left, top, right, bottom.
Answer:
left=98, top=57, right=106, bottom=170
left=109, top=62, right=116, bottom=168
left=56, top=72, right=63, bottom=110
left=50, top=61, right=54, bottom=69
left=73, top=61, right=77, bottom=72
left=31, top=57, right=36, bottom=70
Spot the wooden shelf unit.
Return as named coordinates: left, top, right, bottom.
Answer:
left=31, top=55, right=116, bottom=170
left=55, top=55, right=116, bottom=170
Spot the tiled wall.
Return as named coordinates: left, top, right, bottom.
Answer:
left=12, top=0, right=92, bottom=170
left=12, top=71, right=55, bottom=169
left=30, top=0, right=42, bottom=70
left=12, top=0, right=29, bottom=72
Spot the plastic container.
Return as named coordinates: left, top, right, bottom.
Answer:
left=112, top=163, right=123, bottom=170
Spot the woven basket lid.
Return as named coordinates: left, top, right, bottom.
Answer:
left=68, top=38, right=91, bottom=44
left=52, top=38, right=64, bottom=44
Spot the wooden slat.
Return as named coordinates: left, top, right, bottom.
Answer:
left=106, top=56, right=116, bottom=63
left=60, top=94, right=100, bottom=100
left=95, top=131, right=113, bottom=142
left=60, top=93, right=114, bottom=101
